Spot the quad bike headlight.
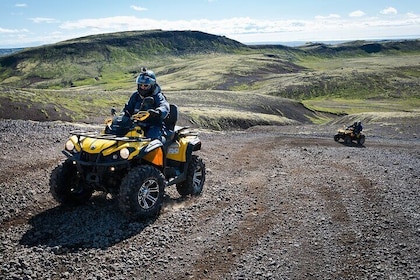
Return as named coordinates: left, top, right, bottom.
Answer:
left=65, top=140, right=75, bottom=151
left=119, top=148, right=130, bottom=159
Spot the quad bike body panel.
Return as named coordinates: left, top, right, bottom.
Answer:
left=50, top=104, right=205, bottom=220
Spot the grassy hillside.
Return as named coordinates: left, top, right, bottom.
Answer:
left=0, top=30, right=419, bottom=129
left=0, top=30, right=248, bottom=89
left=0, top=86, right=332, bottom=128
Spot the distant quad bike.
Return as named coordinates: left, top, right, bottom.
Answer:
left=50, top=99, right=205, bottom=220
left=334, top=126, right=365, bottom=146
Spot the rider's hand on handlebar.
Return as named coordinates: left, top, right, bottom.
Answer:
left=147, top=109, right=161, bottom=121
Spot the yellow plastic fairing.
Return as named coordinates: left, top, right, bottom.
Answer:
left=125, top=126, right=144, bottom=138
left=67, top=135, right=82, bottom=152
left=81, top=138, right=117, bottom=154
left=166, top=139, right=190, bottom=162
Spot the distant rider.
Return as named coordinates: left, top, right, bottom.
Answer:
left=347, top=121, right=363, bottom=136
left=124, top=67, right=170, bottom=141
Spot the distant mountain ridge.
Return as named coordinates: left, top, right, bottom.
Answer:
left=3, top=30, right=246, bottom=62
left=296, top=39, right=420, bottom=55
left=0, top=48, right=24, bottom=57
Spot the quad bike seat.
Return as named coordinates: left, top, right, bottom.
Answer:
left=164, top=104, right=178, bottom=142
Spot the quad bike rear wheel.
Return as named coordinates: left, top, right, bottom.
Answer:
left=49, top=160, right=93, bottom=205
left=357, top=135, right=365, bottom=145
left=119, top=165, right=165, bottom=220
left=176, top=155, right=206, bottom=196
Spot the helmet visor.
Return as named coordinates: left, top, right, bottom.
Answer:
left=138, top=83, right=151, bottom=90
left=136, top=75, right=155, bottom=85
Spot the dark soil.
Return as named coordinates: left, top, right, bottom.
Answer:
left=0, top=97, right=73, bottom=122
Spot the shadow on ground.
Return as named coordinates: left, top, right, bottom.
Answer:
left=19, top=195, right=152, bottom=252
left=19, top=193, right=190, bottom=253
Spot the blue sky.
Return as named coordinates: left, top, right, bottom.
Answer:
left=0, top=0, right=419, bottom=48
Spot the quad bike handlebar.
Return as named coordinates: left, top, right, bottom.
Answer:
left=131, top=111, right=150, bottom=122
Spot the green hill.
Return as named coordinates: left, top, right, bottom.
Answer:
left=0, top=30, right=249, bottom=89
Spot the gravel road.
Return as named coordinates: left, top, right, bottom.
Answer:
left=0, top=118, right=419, bottom=279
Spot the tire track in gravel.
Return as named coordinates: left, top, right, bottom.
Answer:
left=186, top=135, right=344, bottom=279
left=0, top=157, right=61, bottom=185
left=186, top=134, right=308, bottom=278
left=298, top=148, right=384, bottom=279
left=335, top=156, right=418, bottom=278
left=310, top=148, right=418, bottom=279
left=171, top=134, right=280, bottom=278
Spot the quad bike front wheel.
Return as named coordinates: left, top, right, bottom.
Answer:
left=344, top=135, right=352, bottom=145
left=334, top=134, right=340, bottom=142
left=119, top=165, right=165, bottom=220
left=176, top=155, right=206, bottom=197
left=49, top=160, right=93, bottom=205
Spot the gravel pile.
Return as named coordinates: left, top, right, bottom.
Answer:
left=0, top=119, right=419, bottom=279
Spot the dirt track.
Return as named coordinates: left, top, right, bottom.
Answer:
left=0, top=119, right=419, bottom=279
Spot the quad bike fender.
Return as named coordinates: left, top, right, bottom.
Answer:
left=167, top=136, right=201, bottom=162
left=165, top=139, right=202, bottom=186
left=189, top=137, right=202, bottom=151
left=182, top=138, right=202, bottom=164
left=138, top=139, right=164, bottom=167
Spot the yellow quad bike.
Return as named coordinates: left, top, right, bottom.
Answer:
left=49, top=103, right=205, bottom=220
left=334, top=125, right=365, bottom=145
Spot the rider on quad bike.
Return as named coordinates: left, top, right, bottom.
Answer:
left=121, top=67, right=169, bottom=141
left=348, top=121, right=363, bottom=136
left=50, top=69, right=206, bottom=220
left=334, top=120, right=365, bottom=145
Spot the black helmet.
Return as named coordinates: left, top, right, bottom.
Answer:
left=136, top=67, right=156, bottom=97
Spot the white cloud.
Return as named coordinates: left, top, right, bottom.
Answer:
left=15, top=3, right=27, bottom=8
left=130, top=5, right=147, bottom=12
left=59, top=16, right=312, bottom=37
left=60, top=16, right=141, bottom=30
left=57, top=14, right=420, bottom=40
left=4, top=12, right=419, bottom=47
left=29, top=17, right=58, bottom=24
left=349, top=10, right=365, bottom=18
left=315, top=14, right=341, bottom=20
left=406, top=13, right=418, bottom=18
left=380, top=7, right=398, bottom=15
left=0, top=27, right=28, bottom=34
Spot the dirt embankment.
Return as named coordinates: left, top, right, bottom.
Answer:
left=0, top=118, right=419, bottom=279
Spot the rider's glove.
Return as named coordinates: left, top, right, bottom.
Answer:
left=147, top=109, right=161, bottom=122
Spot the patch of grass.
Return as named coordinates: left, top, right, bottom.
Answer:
left=1, top=87, right=129, bottom=121
left=281, top=54, right=420, bottom=100
left=302, top=97, right=420, bottom=115
left=183, top=107, right=298, bottom=130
